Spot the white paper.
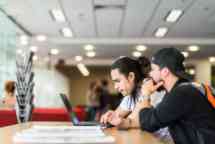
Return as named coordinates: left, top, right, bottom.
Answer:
left=14, top=135, right=115, bottom=144
left=13, top=125, right=115, bottom=144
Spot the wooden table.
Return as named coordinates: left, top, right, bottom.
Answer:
left=0, top=122, right=163, bottom=144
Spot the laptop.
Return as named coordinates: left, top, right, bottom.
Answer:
left=60, top=93, right=105, bottom=126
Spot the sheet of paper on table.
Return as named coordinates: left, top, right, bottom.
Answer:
left=13, top=125, right=115, bottom=144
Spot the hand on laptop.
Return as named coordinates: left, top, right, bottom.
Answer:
left=100, top=110, right=115, bottom=124
left=100, top=110, right=123, bottom=127
left=108, top=112, right=123, bottom=126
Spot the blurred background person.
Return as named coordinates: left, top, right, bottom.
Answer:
left=1, top=80, right=16, bottom=109
left=98, top=79, right=111, bottom=114
left=86, top=80, right=100, bottom=121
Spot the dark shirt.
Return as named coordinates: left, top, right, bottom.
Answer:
left=139, top=79, right=215, bottom=144
left=99, top=87, right=110, bottom=110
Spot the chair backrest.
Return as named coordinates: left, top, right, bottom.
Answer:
left=0, top=109, right=17, bottom=127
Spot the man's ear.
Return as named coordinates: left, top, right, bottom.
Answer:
left=128, top=72, right=135, bottom=82
left=161, top=67, right=170, bottom=78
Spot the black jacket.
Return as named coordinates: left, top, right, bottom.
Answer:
left=139, top=79, right=215, bottom=144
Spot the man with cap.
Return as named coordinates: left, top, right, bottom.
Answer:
left=132, top=47, right=215, bottom=144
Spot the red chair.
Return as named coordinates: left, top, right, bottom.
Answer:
left=73, top=105, right=87, bottom=121
left=31, top=108, right=70, bottom=122
left=0, top=107, right=87, bottom=127
left=0, top=109, right=17, bottom=127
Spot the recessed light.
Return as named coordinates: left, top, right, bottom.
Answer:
left=155, top=27, right=168, bottom=38
left=36, top=35, right=47, bottom=42
left=181, top=51, right=189, bottom=58
left=20, top=35, right=28, bottom=45
left=86, top=51, right=96, bottom=57
left=75, top=56, right=83, bottom=62
left=132, top=51, right=142, bottom=57
left=136, top=45, right=147, bottom=51
left=33, top=55, right=38, bottom=61
left=188, top=45, right=200, bottom=52
left=188, top=69, right=195, bottom=75
left=84, top=45, right=94, bottom=51
left=209, top=57, right=215, bottom=63
left=165, top=9, right=183, bottom=22
left=30, top=46, right=38, bottom=52
left=16, top=49, right=23, bottom=55
left=20, top=35, right=28, bottom=40
left=50, top=48, right=59, bottom=55
left=61, top=27, right=73, bottom=37
left=50, top=9, right=66, bottom=22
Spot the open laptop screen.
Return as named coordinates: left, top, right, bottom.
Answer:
left=60, top=93, right=112, bottom=128
left=59, top=93, right=79, bottom=125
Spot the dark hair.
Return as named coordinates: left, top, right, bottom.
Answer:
left=5, top=80, right=15, bottom=94
left=152, top=47, right=190, bottom=80
left=111, top=56, right=151, bottom=105
left=101, top=79, right=108, bottom=87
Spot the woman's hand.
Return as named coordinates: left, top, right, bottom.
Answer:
left=108, top=112, right=123, bottom=126
left=100, top=110, right=115, bottom=124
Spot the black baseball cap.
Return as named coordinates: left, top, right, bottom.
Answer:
left=151, top=47, right=190, bottom=80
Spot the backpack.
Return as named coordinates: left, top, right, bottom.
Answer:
left=200, top=83, right=215, bottom=108
left=180, top=82, right=215, bottom=108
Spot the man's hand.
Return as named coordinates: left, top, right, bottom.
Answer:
left=141, top=79, right=164, bottom=96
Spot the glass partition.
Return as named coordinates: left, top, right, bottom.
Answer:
left=0, top=1, right=16, bottom=96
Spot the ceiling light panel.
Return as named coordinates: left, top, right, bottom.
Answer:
left=136, top=45, right=147, bottom=51
left=75, top=56, right=83, bottom=62
left=61, top=27, right=73, bottom=37
left=165, top=9, right=183, bottom=22
left=50, top=48, right=59, bottom=55
left=77, top=63, right=90, bottom=76
left=36, top=35, right=47, bottom=42
left=86, top=51, right=96, bottom=57
left=155, top=27, right=168, bottom=38
left=84, top=45, right=95, bottom=51
left=50, top=9, right=66, bottom=22
left=188, top=45, right=200, bottom=52
left=132, top=51, right=142, bottom=57
left=181, top=51, right=189, bottom=58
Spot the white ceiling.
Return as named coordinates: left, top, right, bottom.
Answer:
left=3, top=0, right=215, bottom=65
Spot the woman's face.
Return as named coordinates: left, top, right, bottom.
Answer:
left=111, top=69, right=135, bottom=96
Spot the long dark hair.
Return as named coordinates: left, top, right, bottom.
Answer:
left=111, top=56, right=151, bottom=105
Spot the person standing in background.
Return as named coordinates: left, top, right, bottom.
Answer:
left=1, top=80, right=16, bottom=109
left=99, top=79, right=111, bottom=113
left=86, top=80, right=100, bottom=121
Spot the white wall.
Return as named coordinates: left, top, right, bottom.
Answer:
left=187, top=59, right=212, bottom=84
left=33, top=64, right=70, bottom=107
left=195, top=60, right=211, bottom=84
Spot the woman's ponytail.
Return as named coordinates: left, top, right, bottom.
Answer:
left=137, top=56, right=151, bottom=79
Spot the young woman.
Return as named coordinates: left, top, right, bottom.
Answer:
left=100, top=56, right=151, bottom=124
